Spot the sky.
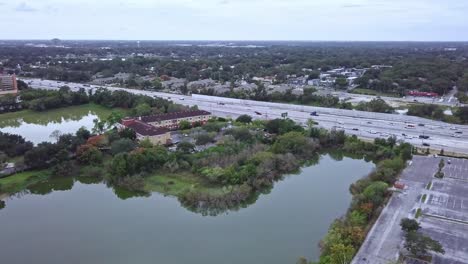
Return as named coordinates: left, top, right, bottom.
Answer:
left=1, top=0, right=468, bottom=41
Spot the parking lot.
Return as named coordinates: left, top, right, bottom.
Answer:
left=353, top=155, right=468, bottom=264
left=442, top=158, right=468, bottom=181
left=418, top=157, right=468, bottom=263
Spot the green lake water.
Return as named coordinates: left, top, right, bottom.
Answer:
left=0, top=104, right=115, bottom=144
left=0, top=154, right=374, bottom=264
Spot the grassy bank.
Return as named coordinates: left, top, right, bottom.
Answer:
left=0, top=170, right=52, bottom=195
left=144, top=172, right=225, bottom=197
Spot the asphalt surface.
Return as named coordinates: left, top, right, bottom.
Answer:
left=353, top=156, right=468, bottom=264
left=24, top=78, right=468, bottom=154
left=351, top=156, right=441, bottom=264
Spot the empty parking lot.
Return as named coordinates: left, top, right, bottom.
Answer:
left=352, top=155, right=468, bottom=264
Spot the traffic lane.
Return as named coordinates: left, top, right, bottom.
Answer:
left=26, top=79, right=468, bottom=153
left=205, top=103, right=468, bottom=153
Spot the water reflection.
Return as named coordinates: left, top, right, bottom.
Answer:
left=0, top=155, right=375, bottom=264
left=27, top=177, right=74, bottom=195
left=0, top=107, right=107, bottom=144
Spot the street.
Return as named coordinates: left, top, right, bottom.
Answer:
left=24, top=78, right=468, bottom=155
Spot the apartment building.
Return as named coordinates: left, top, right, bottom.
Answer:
left=0, top=74, right=18, bottom=96
left=140, top=110, right=212, bottom=130
left=121, top=119, right=171, bottom=145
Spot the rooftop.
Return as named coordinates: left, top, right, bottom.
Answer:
left=123, top=119, right=169, bottom=136
left=139, top=110, right=211, bottom=123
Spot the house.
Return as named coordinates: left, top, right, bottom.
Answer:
left=139, top=110, right=212, bottom=129
left=121, top=119, right=171, bottom=145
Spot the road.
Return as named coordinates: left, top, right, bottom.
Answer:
left=23, top=78, right=468, bottom=154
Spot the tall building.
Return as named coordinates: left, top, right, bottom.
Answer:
left=0, top=74, right=18, bottom=96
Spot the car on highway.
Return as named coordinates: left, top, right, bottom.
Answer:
left=405, top=124, right=416, bottom=129
left=310, top=111, right=318, bottom=116
left=450, top=127, right=458, bottom=130
left=352, top=128, right=359, bottom=131
left=254, top=111, right=262, bottom=115
left=218, top=102, right=225, bottom=105
left=455, top=131, right=463, bottom=134
left=419, top=135, right=430, bottom=139
left=179, top=98, right=185, bottom=100
left=422, top=143, right=430, bottom=147
left=418, top=123, right=425, bottom=127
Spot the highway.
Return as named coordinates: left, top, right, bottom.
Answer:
left=23, top=78, right=468, bottom=155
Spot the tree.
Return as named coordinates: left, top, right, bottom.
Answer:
left=76, top=144, right=103, bottom=165
left=455, top=106, right=468, bottom=123
left=329, top=243, right=355, bottom=264
left=400, top=218, right=420, bottom=233
left=236, top=114, right=252, bottom=123
left=195, top=133, right=215, bottom=145
left=404, top=231, right=445, bottom=257
left=272, top=131, right=317, bottom=156
left=179, top=120, right=192, bottom=130
left=265, top=118, right=304, bottom=135
left=106, top=111, right=124, bottom=129
left=133, top=103, right=152, bottom=116
left=92, top=118, right=106, bottom=134
left=49, top=130, right=62, bottom=141
left=110, top=153, right=129, bottom=178
left=119, top=127, right=137, bottom=140
left=177, top=141, right=195, bottom=154
left=111, top=138, right=136, bottom=155
left=363, top=181, right=388, bottom=206
left=335, top=77, right=348, bottom=89
left=76, top=127, right=91, bottom=140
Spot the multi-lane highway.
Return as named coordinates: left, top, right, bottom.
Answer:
left=23, top=78, right=468, bottom=155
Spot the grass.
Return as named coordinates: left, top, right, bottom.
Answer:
left=421, top=194, right=427, bottom=203
left=0, top=103, right=128, bottom=128
left=415, top=208, right=422, bottom=218
left=350, top=88, right=400, bottom=98
left=426, top=181, right=432, bottom=190
left=0, top=169, right=51, bottom=195
left=144, top=172, right=225, bottom=197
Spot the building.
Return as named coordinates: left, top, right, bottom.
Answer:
left=0, top=74, right=18, bottom=96
left=139, top=110, right=211, bottom=130
left=121, top=119, right=171, bottom=145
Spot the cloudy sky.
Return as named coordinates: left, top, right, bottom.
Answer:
left=1, top=0, right=467, bottom=41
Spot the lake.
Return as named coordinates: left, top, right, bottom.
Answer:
left=0, top=104, right=117, bottom=144
left=0, top=154, right=374, bottom=264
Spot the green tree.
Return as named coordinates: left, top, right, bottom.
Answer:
left=236, top=114, right=253, bottom=123
left=133, top=103, right=152, bottom=116
left=329, top=243, right=355, bottom=264
left=76, top=144, right=103, bottom=165
left=179, top=120, right=192, bottom=130
left=404, top=231, right=445, bottom=257
left=455, top=106, right=468, bottom=123
left=335, top=77, right=348, bottom=89
left=176, top=141, right=195, bottom=154
left=363, top=181, right=388, bottom=206
left=110, top=153, right=129, bottom=178
left=106, top=112, right=124, bottom=129
left=195, top=133, right=215, bottom=145
left=111, top=138, right=136, bottom=155
left=119, top=127, right=137, bottom=140
left=400, top=218, right=420, bottom=233
left=272, top=131, right=316, bottom=156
